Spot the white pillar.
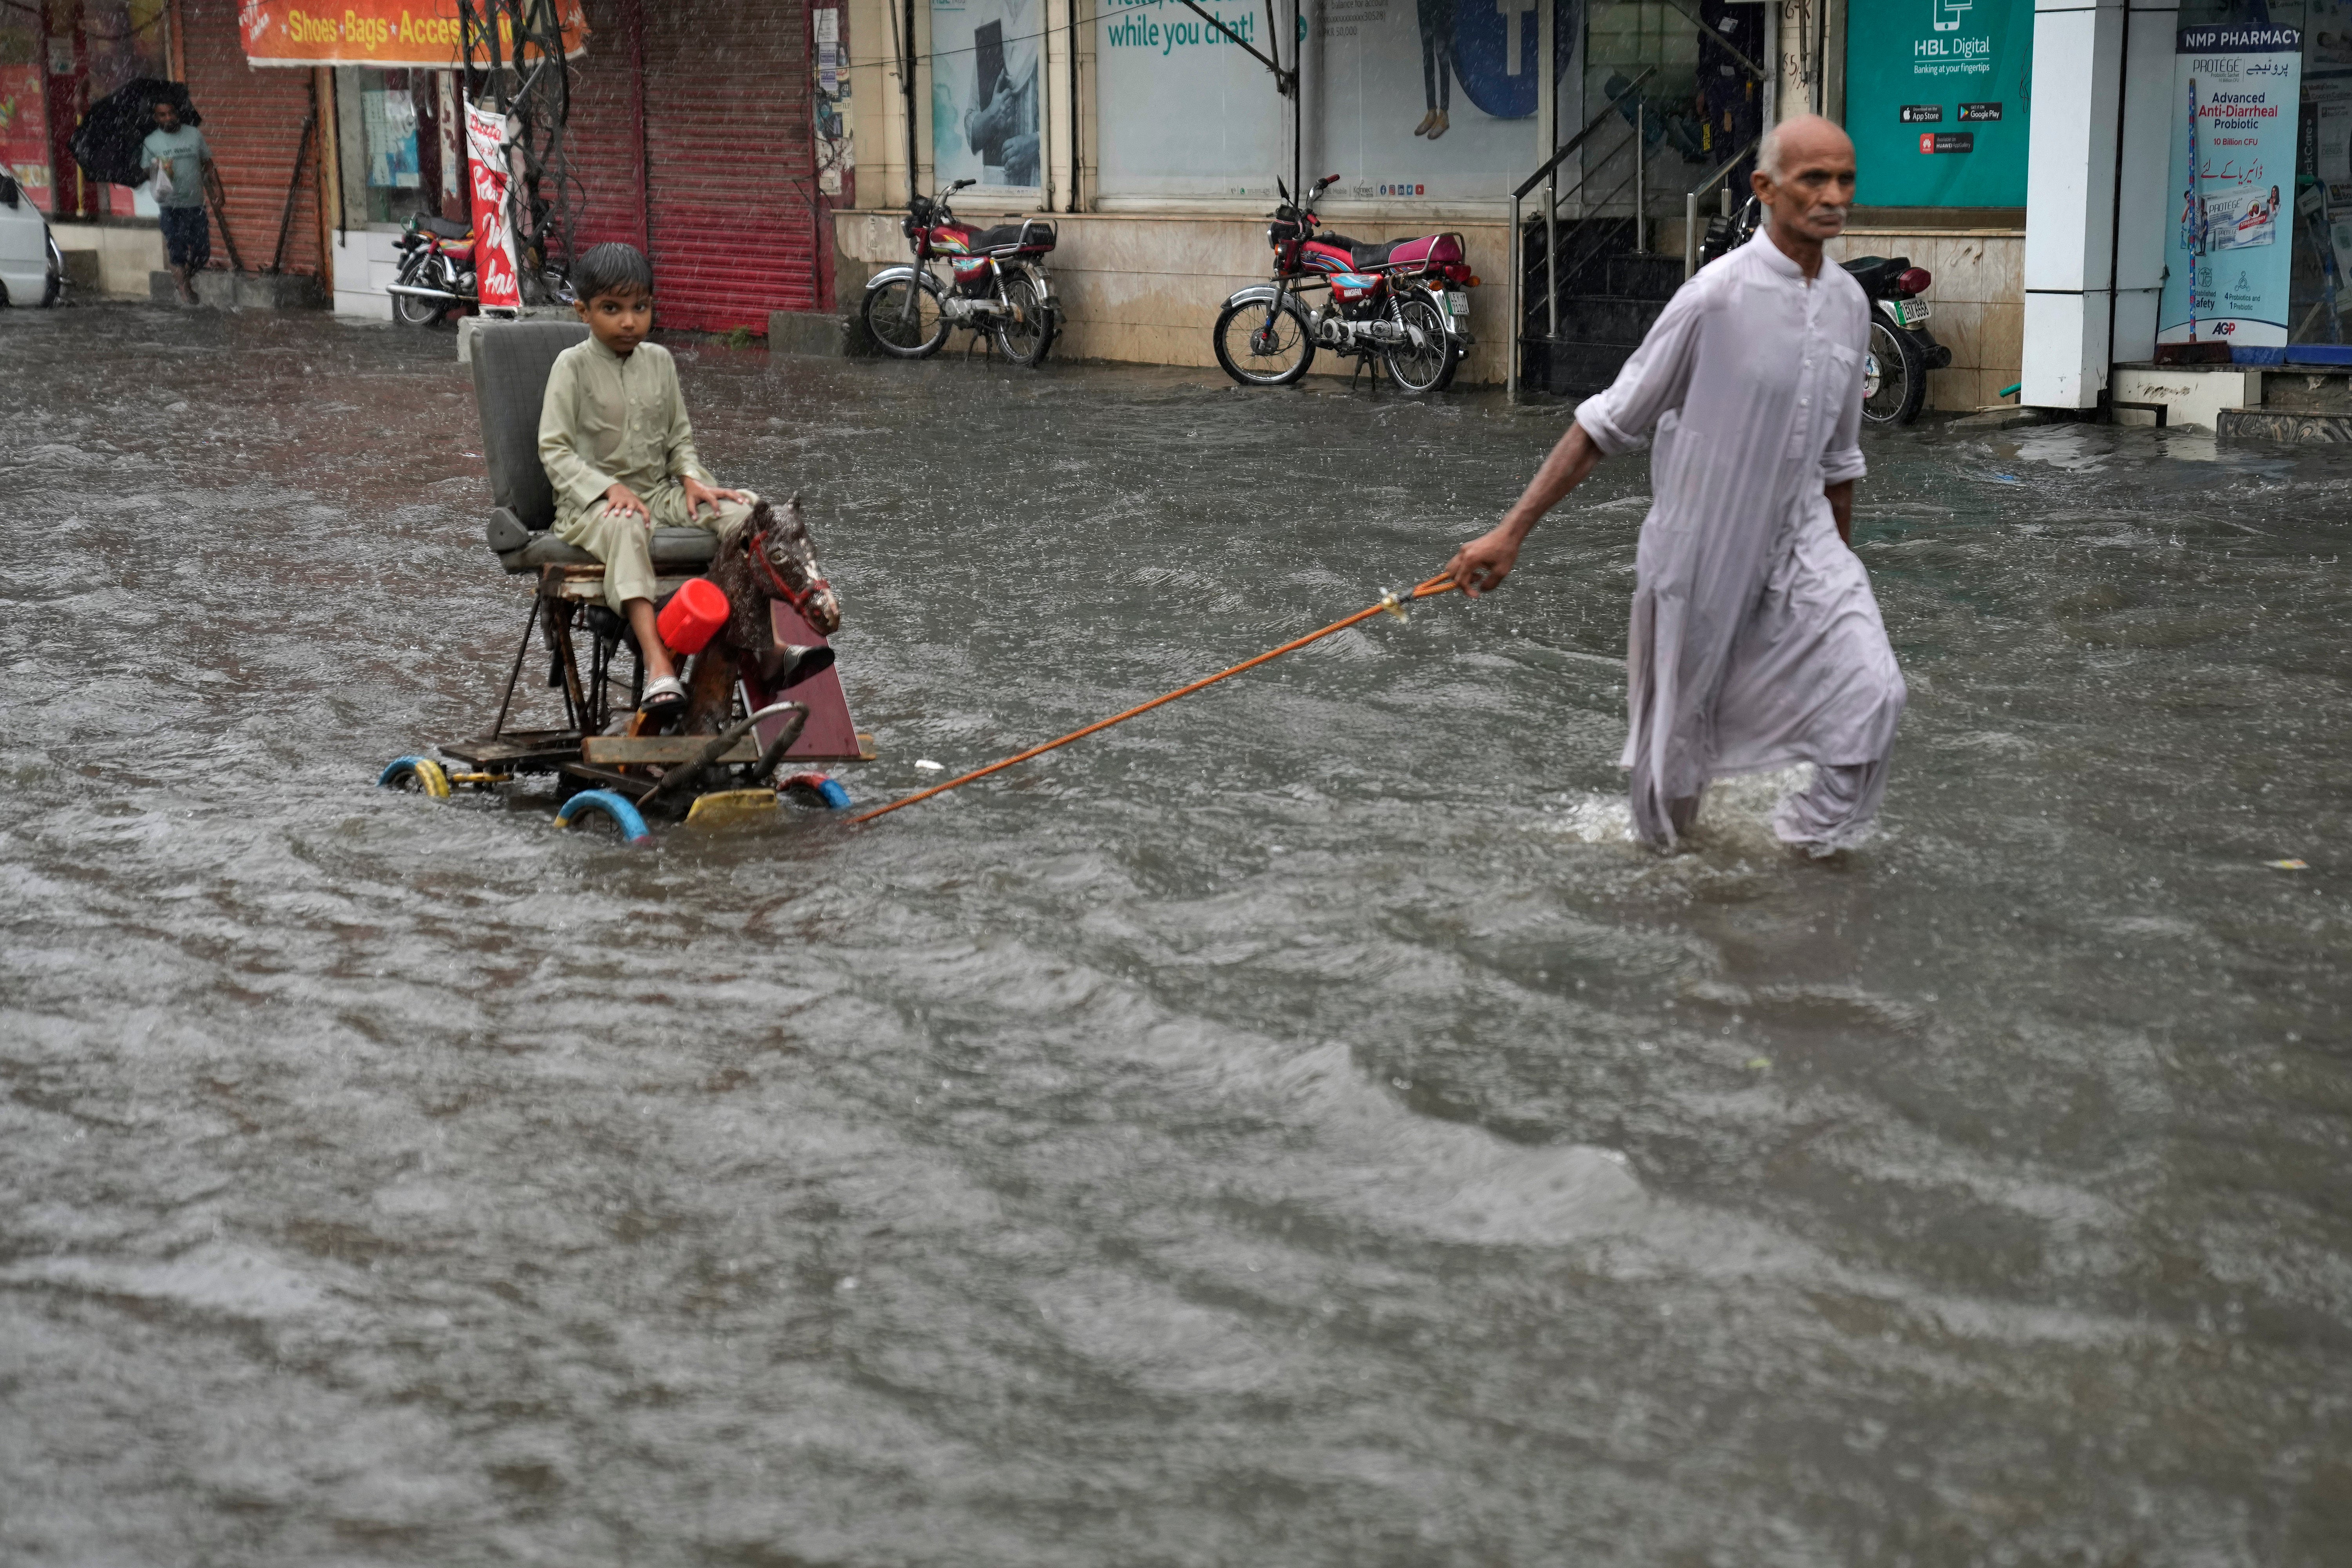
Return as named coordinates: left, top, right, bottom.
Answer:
left=2022, top=0, right=2124, bottom=408
left=2110, top=2, right=2178, bottom=364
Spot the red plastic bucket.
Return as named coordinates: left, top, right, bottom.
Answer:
left=657, top=577, right=729, bottom=655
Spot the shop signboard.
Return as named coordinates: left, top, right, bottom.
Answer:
left=932, top=0, right=1043, bottom=191
left=464, top=98, right=521, bottom=311
left=0, top=64, right=49, bottom=212
left=1845, top=0, right=2032, bottom=207
left=238, top=2, right=586, bottom=69
left=2157, top=24, right=2301, bottom=350
left=1094, top=0, right=1575, bottom=204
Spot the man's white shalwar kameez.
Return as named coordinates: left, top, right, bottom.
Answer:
left=1573, top=232, right=1905, bottom=850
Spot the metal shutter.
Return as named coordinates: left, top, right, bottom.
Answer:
left=557, top=0, right=648, bottom=254
left=177, top=0, right=323, bottom=276
left=638, top=0, right=817, bottom=332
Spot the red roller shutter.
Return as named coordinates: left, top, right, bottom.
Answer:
left=175, top=0, right=322, bottom=277
left=638, top=0, right=817, bottom=332
left=557, top=0, right=648, bottom=254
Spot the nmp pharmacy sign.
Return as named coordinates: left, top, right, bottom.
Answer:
left=1845, top=0, right=2034, bottom=208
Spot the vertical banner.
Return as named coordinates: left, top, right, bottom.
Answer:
left=464, top=98, right=522, bottom=311
left=2158, top=23, right=2302, bottom=350
left=932, top=0, right=1042, bottom=189
left=815, top=5, right=854, bottom=199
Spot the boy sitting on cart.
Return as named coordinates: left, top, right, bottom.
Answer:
left=539, top=241, right=757, bottom=718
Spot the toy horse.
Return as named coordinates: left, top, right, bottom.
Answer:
left=677, top=492, right=842, bottom=737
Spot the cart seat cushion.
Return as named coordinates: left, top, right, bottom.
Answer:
left=497, top=526, right=722, bottom=574
left=472, top=319, right=593, bottom=534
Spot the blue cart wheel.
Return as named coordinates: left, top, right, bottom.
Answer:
left=780, top=772, right=852, bottom=809
left=553, top=789, right=653, bottom=844
left=377, top=755, right=451, bottom=798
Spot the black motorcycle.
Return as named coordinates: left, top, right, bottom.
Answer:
left=1699, top=198, right=1950, bottom=426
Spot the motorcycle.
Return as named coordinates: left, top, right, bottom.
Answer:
left=386, top=211, right=572, bottom=326
left=1699, top=197, right=1949, bottom=426
left=1213, top=173, right=1479, bottom=395
left=386, top=212, right=478, bottom=327
left=861, top=178, right=1060, bottom=367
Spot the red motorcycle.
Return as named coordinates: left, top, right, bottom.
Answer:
left=861, top=178, right=1060, bottom=367
left=386, top=212, right=479, bottom=327
left=1213, top=173, right=1478, bottom=394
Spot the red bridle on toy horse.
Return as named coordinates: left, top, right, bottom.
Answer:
left=633, top=491, right=842, bottom=753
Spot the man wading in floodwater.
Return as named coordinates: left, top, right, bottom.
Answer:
left=1445, top=114, right=1906, bottom=854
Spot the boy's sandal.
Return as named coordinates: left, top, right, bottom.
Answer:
left=639, top=675, right=688, bottom=716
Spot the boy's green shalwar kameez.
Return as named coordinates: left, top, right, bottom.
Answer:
left=537, top=336, right=756, bottom=613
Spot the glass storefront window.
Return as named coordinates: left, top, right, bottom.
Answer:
left=336, top=66, right=457, bottom=227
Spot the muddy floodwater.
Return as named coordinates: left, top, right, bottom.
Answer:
left=4, top=305, right=2350, bottom=1565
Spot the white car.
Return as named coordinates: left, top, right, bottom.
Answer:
left=0, top=169, right=63, bottom=308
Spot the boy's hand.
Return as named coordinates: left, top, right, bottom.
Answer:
left=601, top=482, right=650, bottom=526
left=682, top=476, right=751, bottom=519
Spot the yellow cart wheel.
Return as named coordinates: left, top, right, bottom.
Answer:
left=377, top=755, right=452, bottom=799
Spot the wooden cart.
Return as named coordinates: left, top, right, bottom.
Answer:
left=377, top=321, right=868, bottom=843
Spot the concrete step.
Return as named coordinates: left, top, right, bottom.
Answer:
left=1520, top=336, right=1644, bottom=397
left=1521, top=295, right=1667, bottom=348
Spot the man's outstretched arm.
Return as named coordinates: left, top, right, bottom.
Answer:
left=1443, top=419, right=1606, bottom=597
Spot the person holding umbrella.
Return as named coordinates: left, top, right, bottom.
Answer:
left=142, top=96, right=222, bottom=303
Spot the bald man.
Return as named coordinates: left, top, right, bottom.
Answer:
left=1447, top=115, right=1905, bottom=853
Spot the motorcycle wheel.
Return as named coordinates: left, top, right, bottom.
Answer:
left=393, top=259, right=447, bottom=327
left=863, top=273, right=949, bottom=358
left=1863, top=317, right=1926, bottom=426
left=1212, top=296, right=1315, bottom=387
left=1384, top=294, right=1457, bottom=394
left=994, top=270, right=1056, bottom=367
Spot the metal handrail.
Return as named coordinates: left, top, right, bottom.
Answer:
left=1510, top=76, right=1657, bottom=401
left=1681, top=135, right=1760, bottom=279
left=1512, top=69, right=1655, bottom=202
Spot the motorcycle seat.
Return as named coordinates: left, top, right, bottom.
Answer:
left=1841, top=254, right=1910, bottom=294
left=417, top=213, right=472, bottom=241
left=1309, top=233, right=1403, bottom=269
left=975, top=220, right=1055, bottom=253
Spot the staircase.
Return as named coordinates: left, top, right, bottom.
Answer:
left=1515, top=216, right=1686, bottom=399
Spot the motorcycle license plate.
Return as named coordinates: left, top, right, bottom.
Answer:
left=1889, top=298, right=1931, bottom=328
left=1444, top=292, right=1470, bottom=317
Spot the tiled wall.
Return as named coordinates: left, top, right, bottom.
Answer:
left=832, top=211, right=2025, bottom=405
left=49, top=222, right=165, bottom=297
left=835, top=210, right=1515, bottom=385
left=1826, top=229, right=2025, bottom=412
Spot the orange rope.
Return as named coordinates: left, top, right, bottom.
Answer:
left=852, top=572, right=1460, bottom=824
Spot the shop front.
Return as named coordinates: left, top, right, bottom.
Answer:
left=3, top=2, right=178, bottom=293
left=827, top=0, right=2036, bottom=401
left=1832, top=0, right=2034, bottom=411
left=556, top=0, right=828, bottom=334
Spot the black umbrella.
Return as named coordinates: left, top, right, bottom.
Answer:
left=69, top=78, right=201, bottom=190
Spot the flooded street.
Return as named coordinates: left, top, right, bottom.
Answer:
left=4, top=304, right=2350, bottom=1564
